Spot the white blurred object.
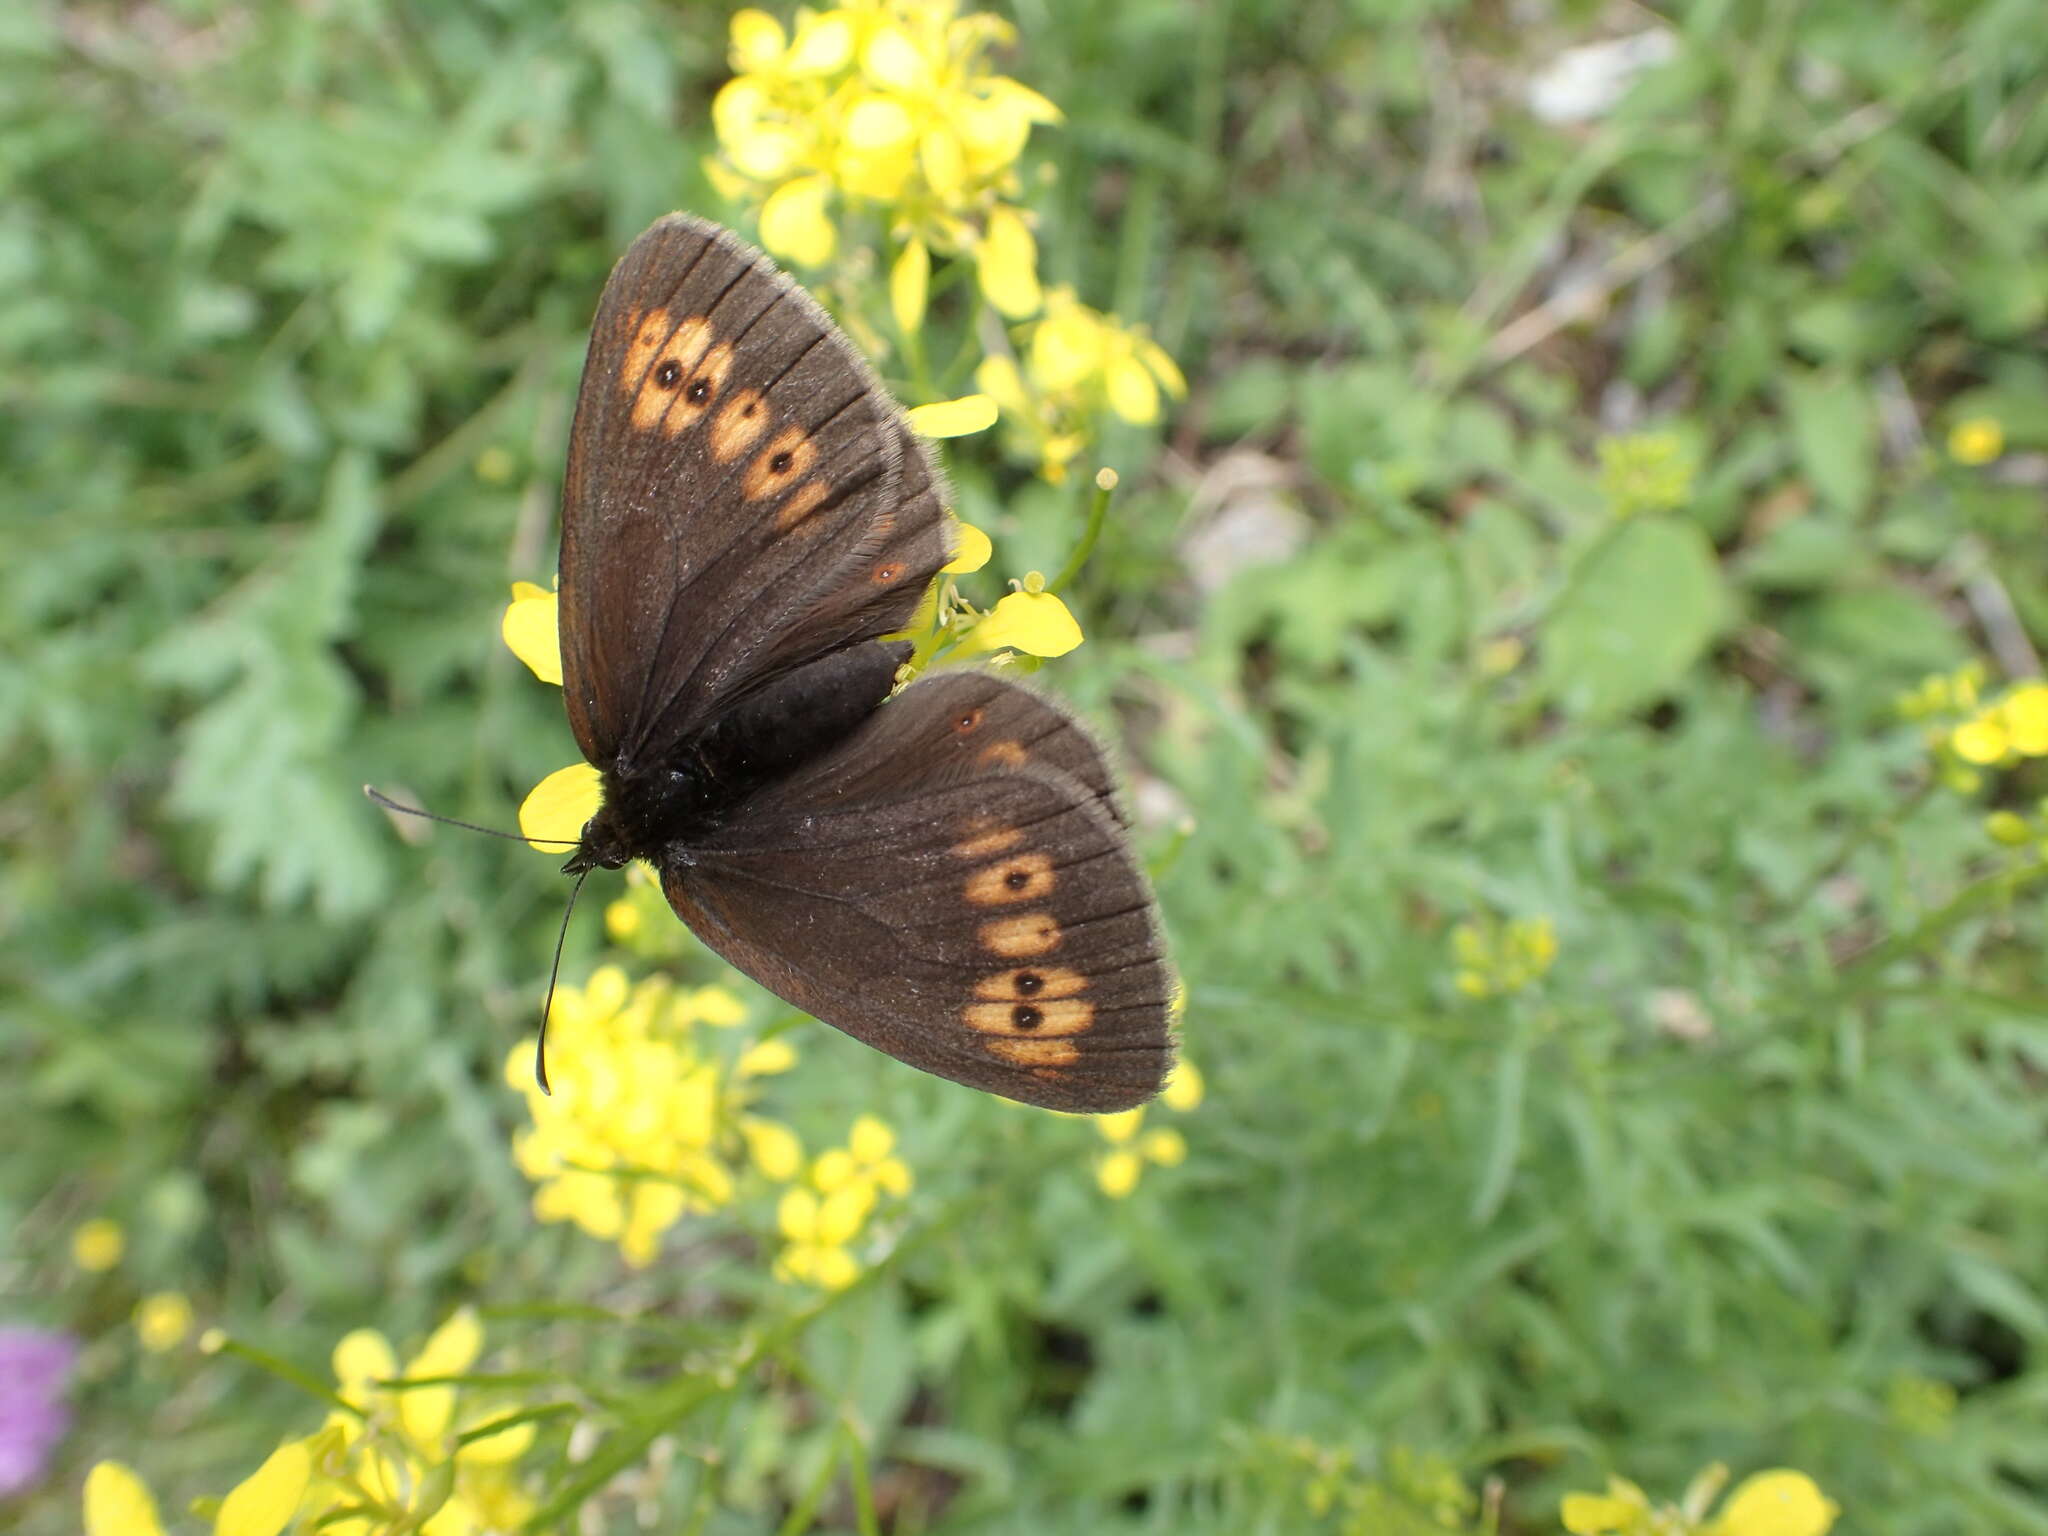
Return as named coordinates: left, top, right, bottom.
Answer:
left=1527, top=30, right=1678, bottom=124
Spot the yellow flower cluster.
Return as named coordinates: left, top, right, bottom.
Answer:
left=978, top=288, right=1187, bottom=483
left=1899, top=664, right=2048, bottom=797
left=85, top=1311, right=538, bottom=1536
left=774, top=1114, right=913, bottom=1289
left=504, top=966, right=803, bottom=1267
left=1563, top=1465, right=1838, bottom=1536
left=1450, top=914, right=1559, bottom=1000
left=709, top=0, right=1058, bottom=309
left=1598, top=430, right=1696, bottom=517
left=1093, top=1056, right=1202, bottom=1198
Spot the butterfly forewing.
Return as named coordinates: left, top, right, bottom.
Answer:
left=660, top=673, right=1175, bottom=1112
left=560, top=216, right=914, bottom=768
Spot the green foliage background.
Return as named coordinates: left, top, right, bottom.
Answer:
left=6, top=0, right=2048, bottom=1530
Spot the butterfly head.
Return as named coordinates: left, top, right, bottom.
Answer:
left=560, top=804, right=632, bottom=876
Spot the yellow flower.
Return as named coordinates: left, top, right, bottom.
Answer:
left=605, top=897, right=643, bottom=941
left=84, top=1462, right=165, bottom=1536
left=741, top=1116, right=804, bottom=1179
left=775, top=1187, right=862, bottom=1289
left=501, top=581, right=561, bottom=685
left=1092, top=1100, right=1190, bottom=1197
left=1947, top=416, right=2004, bottom=465
left=1709, top=1470, right=1839, bottom=1536
left=711, top=0, right=1063, bottom=296
left=72, top=1217, right=125, bottom=1272
left=1161, top=1055, right=1203, bottom=1112
left=298, top=1312, right=537, bottom=1535
left=907, top=393, right=998, bottom=437
left=1450, top=913, right=1558, bottom=999
left=133, top=1292, right=193, bottom=1354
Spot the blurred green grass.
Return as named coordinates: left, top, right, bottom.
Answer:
left=6, top=0, right=2048, bottom=1531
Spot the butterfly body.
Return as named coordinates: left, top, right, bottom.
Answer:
left=554, top=214, right=1174, bottom=1113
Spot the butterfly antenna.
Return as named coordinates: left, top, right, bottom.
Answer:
left=535, top=870, right=589, bottom=1096
left=363, top=785, right=580, bottom=848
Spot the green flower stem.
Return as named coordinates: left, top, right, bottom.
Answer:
left=208, top=1335, right=361, bottom=1417
left=1831, top=857, right=2048, bottom=989
left=1051, top=474, right=1115, bottom=594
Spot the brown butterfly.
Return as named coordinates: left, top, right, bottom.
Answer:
left=552, top=213, right=1173, bottom=1113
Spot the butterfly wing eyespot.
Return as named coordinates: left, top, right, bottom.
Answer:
left=744, top=427, right=818, bottom=501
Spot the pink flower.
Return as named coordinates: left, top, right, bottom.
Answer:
left=0, top=1326, right=77, bottom=1496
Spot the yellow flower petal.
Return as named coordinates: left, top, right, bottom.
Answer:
left=844, top=94, right=915, bottom=151
left=2001, top=684, right=2048, bottom=755
left=742, top=1117, right=804, bottom=1181
left=960, top=589, right=1083, bottom=659
left=758, top=175, right=836, bottom=268
left=215, top=1439, right=311, bottom=1536
left=332, top=1329, right=399, bottom=1403
left=134, top=1292, right=193, bottom=1353
left=814, top=1245, right=861, bottom=1290
left=1141, top=1127, right=1187, bottom=1167
left=86, top=1461, right=165, bottom=1536
left=890, top=238, right=929, bottom=336
left=401, top=1307, right=483, bottom=1447
left=873, top=1156, right=912, bottom=1197
left=1030, top=304, right=1105, bottom=391
left=1161, top=1056, right=1203, bottom=1111
left=1106, top=354, right=1160, bottom=424
left=942, top=520, right=992, bottom=574
left=1096, top=1150, right=1142, bottom=1198
left=849, top=1114, right=895, bottom=1163
left=977, top=205, right=1042, bottom=319
left=920, top=125, right=967, bottom=204
left=778, top=1187, right=821, bottom=1243
left=730, top=125, right=805, bottom=182
left=1711, top=1470, right=1840, bottom=1536
left=728, top=8, right=786, bottom=72
left=973, top=352, right=1030, bottom=416
left=737, top=1038, right=797, bottom=1076
left=72, top=1217, right=125, bottom=1272
left=1097, top=1107, right=1144, bottom=1145
left=813, top=1147, right=856, bottom=1191
left=907, top=394, right=997, bottom=437
left=1561, top=1490, right=1641, bottom=1535
left=501, top=583, right=561, bottom=685
left=817, top=1183, right=873, bottom=1245
left=1951, top=716, right=2009, bottom=765
left=457, top=1417, right=536, bottom=1466
left=785, top=12, right=854, bottom=74
left=519, top=763, right=602, bottom=850
left=1137, top=337, right=1187, bottom=398
left=861, top=25, right=928, bottom=90
left=1947, top=417, right=2003, bottom=466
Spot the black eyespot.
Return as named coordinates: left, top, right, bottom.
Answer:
left=655, top=361, right=682, bottom=388
left=769, top=451, right=794, bottom=473
left=1004, top=869, right=1030, bottom=890
left=741, top=399, right=758, bottom=416
left=1013, top=1004, right=1043, bottom=1030
left=687, top=377, right=712, bottom=403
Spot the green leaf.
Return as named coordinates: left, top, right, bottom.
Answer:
left=1781, top=369, right=1876, bottom=515
left=1539, top=515, right=1727, bottom=718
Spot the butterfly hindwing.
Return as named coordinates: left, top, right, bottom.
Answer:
left=559, top=216, right=943, bottom=770
left=659, top=672, right=1174, bottom=1112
